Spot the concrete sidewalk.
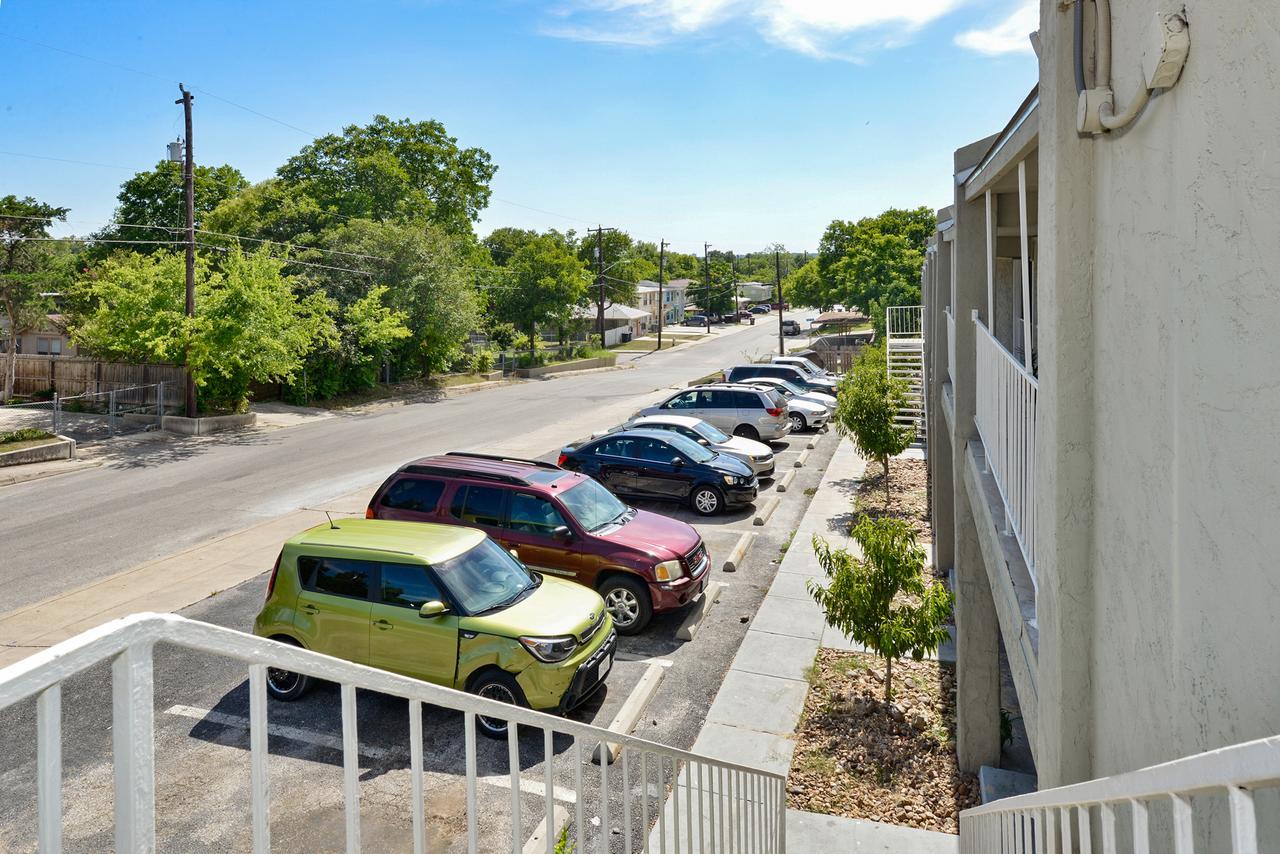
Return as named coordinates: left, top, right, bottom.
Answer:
left=653, top=437, right=958, bottom=853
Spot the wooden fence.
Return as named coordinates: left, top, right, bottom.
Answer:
left=11, top=355, right=188, bottom=397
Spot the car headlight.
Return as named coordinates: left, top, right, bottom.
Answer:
left=722, top=474, right=736, bottom=485
left=752, top=454, right=772, bottom=462
left=519, top=635, right=579, bottom=663
left=655, top=559, right=685, bottom=582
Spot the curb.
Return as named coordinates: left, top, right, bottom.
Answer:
left=593, top=663, right=667, bottom=764
left=775, top=470, right=796, bottom=493
left=794, top=448, right=811, bottom=468
left=806, top=438, right=818, bottom=450
left=753, top=496, right=781, bottom=526
left=722, top=532, right=756, bottom=572
left=675, top=580, right=725, bottom=642
left=522, top=805, right=570, bottom=853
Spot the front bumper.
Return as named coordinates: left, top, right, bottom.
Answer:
left=724, top=479, right=759, bottom=507
left=555, top=630, right=617, bottom=713
left=651, top=543, right=712, bottom=612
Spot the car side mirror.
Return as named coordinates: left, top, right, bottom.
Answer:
left=670, top=456, right=684, bottom=467
left=419, top=600, right=449, bottom=619
left=551, top=524, right=574, bottom=542
left=697, top=438, right=710, bottom=445
left=509, top=548, right=521, bottom=560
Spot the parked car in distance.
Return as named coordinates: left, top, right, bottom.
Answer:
left=732, top=381, right=829, bottom=432
left=771, top=354, right=837, bottom=378
left=633, top=384, right=792, bottom=441
left=367, top=453, right=710, bottom=634
left=685, top=314, right=708, bottom=326
left=253, top=518, right=616, bottom=738
left=739, top=375, right=836, bottom=408
left=749, top=305, right=770, bottom=314
left=781, top=319, right=801, bottom=335
left=559, top=428, right=757, bottom=517
left=612, top=414, right=776, bottom=478
left=723, top=363, right=838, bottom=394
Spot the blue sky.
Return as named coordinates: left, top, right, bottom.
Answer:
left=0, top=0, right=1037, bottom=254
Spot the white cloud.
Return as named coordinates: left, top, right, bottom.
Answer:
left=954, top=1, right=1037, bottom=55
left=542, top=0, right=968, bottom=59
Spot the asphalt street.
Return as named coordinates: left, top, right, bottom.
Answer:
left=0, top=322, right=789, bottom=613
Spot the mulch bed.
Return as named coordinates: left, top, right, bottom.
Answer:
left=787, top=649, right=980, bottom=834
left=855, top=457, right=931, bottom=544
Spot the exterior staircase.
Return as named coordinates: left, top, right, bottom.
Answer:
left=886, top=305, right=927, bottom=444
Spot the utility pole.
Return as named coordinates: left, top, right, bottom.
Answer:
left=703, top=243, right=712, bottom=333
left=776, top=250, right=785, bottom=355
left=657, top=239, right=668, bottom=351
left=587, top=225, right=615, bottom=346
left=176, top=84, right=197, bottom=418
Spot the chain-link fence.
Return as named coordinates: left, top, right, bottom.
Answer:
left=0, top=383, right=172, bottom=443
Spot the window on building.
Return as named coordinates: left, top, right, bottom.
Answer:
left=36, top=338, right=62, bottom=356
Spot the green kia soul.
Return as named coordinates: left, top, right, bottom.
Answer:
left=253, top=519, right=616, bottom=737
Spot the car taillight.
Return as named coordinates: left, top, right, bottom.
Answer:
left=766, top=407, right=783, bottom=417
left=557, top=453, right=569, bottom=467
left=265, top=553, right=281, bottom=600
left=365, top=506, right=375, bottom=519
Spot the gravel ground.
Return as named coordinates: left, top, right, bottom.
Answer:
left=853, top=457, right=931, bottom=544
left=786, top=650, right=979, bottom=834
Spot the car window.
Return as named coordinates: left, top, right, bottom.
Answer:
left=559, top=477, right=628, bottom=532
left=730, top=367, right=758, bottom=380
left=732, top=390, right=762, bottom=409
left=594, top=436, right=636, bottom=458
left=692, top=421, right=730, bottom=443
left=299, top=556, right=373, bottom=601
left=664, top=391, right=699, bottom=410
left=663, top=431, right=716, bottom=463
left=380, top=562, right=443, bottom=609
left=434, top=538, right=538, bottom=615
left=450, top=485, right=506, bottom=528
left=507, top=493, right=570, bottom=536
left=706, top=390, right=735, bottom=409
left=637, top=437, right=677, bottom=462
left=380, top=477, right=446, bottom=513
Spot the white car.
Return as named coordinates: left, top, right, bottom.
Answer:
left=617, top=415, right=776, bottom=478
left=743, top=375, right=837, bottom=410
left=734, top=382, right=830, bottom=432
left=771, top=354, right=837, bottom=379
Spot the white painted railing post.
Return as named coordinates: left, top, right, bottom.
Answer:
left=37, top=685, right=62, bottom=854
left=248, top=664, right=271, bottom=854
left=112, top=642, right=156, bottom=853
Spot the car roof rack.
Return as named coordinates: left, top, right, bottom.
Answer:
left=444, top=451, right=562, bottom=470
left=401, top=463, right=530, bottom=486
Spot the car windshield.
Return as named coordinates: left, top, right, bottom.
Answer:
left=433, top=537, right=538, bottom=615
left=691, top=420, right=731, bottom=444
left=776, top=379, right=808, bottom=396
left=663, top=431, right=716, bottom=463
left=797, top=357, right=823, bottom=374
left=559, top=476, right=629, bottom=532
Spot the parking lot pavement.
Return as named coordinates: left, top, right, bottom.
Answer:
left=0, top=427, right=840, bottom=853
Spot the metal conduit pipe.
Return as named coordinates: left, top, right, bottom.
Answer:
left=1073, top=0, right=1086, bottom=94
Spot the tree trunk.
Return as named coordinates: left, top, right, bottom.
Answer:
left=528, top=322, right=536, bottom=364
left=2, top=346, right=15, bottom=403
left=883, top=657, right=893, bottom=702
left=883, top=454, right=891, bottom=508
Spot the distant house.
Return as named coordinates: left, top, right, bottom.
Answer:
left=572, top=303, right=651, bottom=347
left=735, top=281, right=774, bottom=303
left=0, top=313, right=76, bottom=357
left=634, top=280, right=688, bottom=327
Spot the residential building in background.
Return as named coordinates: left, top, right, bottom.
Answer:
left=0, top=314, right=76, bottom=357
left=635, top=279, right=689, bottom=326
left=923, top=0, right=1280, bottom=839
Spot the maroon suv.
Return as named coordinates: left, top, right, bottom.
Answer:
left=367, top=452, right=711, bottom=633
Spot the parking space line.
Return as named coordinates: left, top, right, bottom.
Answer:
left=164, top=704, right=579, bottom=803
left=614, top=652, right=674, bottom=667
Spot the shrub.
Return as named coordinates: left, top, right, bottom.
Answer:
left=473, top=349, right=495, bottom=374
left=832, top=341, right=915, bottom=504
left=0, top=427, right=53, bottom=445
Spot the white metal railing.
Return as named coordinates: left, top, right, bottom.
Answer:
left=886, top=304, right=924, bottom=339
left=973, top=311, right=1037, bottom=582
left=0, top=613, right=785, bottom=854
left=960, top=734, right=1280, bottom=853
left=945, top=308, right=956, bottom=384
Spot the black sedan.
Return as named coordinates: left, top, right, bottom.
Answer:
left=557, top=428, right=757, bottom=516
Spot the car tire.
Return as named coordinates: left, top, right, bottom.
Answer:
left=265, top=636, right=311, bottom=701
left=733, top=425, right=760, bottom=441
left=600, top=574, right=653, bottom=635
left=789, top=412, right=807, bottom=433
left=470, top=670, right=530, bottom=739
left=691, top=484, right=725, bottom=517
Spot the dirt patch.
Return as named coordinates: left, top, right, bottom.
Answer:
left=855, top=457, right=931, bottom=544
left=787, top=649, right=979, bottom=834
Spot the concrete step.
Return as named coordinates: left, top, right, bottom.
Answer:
left=787, top=810, right=959, bottom=853
left=978, top=766, right=1038, bottom=804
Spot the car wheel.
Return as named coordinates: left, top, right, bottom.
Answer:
left=600, top=575, right=653, bottom=635
left=470, top=670, right=529, bottom=739
left=265, top=636, right=311, bottom=701
left=733, top=425, right=760, bottom=441
left=691, top=484, right=724, bottom=516
left=789, top=412, right=807, bottom=433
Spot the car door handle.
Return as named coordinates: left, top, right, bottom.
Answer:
left=300, top=604, right=319, bottom=615
left=374, top=619, right=394, bottom=631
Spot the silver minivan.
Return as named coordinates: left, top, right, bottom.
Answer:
left=633, top=385, right=791, bottom=442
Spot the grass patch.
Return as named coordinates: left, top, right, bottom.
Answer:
left=780, top=529, right=797, bottom=557
left=793, top=750, right=839, bottom=777
left=804, top=487, right=817, bottom=496
left=1, top=427, right=54, bottom=445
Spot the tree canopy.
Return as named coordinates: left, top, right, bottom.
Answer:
left=814, top=206, right=935, bottom=323
left=1, top=195, right=70, bottom=400
left=95, top=162, right=248, bottom=253
left=494, top=236, right=588, bottom=359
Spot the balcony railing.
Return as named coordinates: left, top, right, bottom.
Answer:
left=960, top=734, right=1280, bottom=853
left=973, top=311, right=1037, bottom=582
left=886, top=304, right=924, bottom=338
left=0, top=612, right=785, bottom=854
left=945, top=308, right=956, bottom=384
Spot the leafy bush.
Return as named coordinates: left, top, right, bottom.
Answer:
left=473, top=349, right=495, bottom=374
left=0, top=427, right=53, bottom=445
left=808, top=516, right=952, bottom=701
left=832, top=342, right=915, bottom=503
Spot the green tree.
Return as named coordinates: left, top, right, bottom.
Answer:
left=808, top=516, right=953, bottom=701
left=497, top=236, right=588, bottom=363
left=277, top=115, right=497, bottom=234
left=816, top=207, right=935, bottom=325
left=832, top=342, right=915, bottom=504
left=577, top=230, right=653, bottom=333
left=482, top=227, right=540, bottom=267
left=781, top=259, right=826, bottom=310
left=71, top=248, right=332, bottom=411
left=202, top=179, right=330, bottom=248
left=95, top=162, right=247, bottom=253
left=0, top=196, right=69, bottom=401
left=286, top=285, right=409, bottom=402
